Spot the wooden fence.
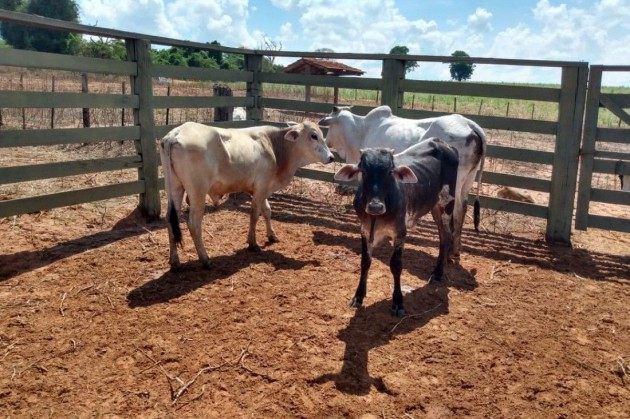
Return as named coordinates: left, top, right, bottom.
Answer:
left=0, top=9, right=625, bottom=243
left=575, top=65, right=630, bottom=233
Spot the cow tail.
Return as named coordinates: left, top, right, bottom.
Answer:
left=470, top=122, right=486, bottom=233
left=162, top=137, right=182, bottom=244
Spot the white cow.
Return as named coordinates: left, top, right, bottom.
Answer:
left=319, top=105, right=486, bottom=261
left=232, top=107, right=247, bottom=121
left=161, top=120, right=335, bottom=269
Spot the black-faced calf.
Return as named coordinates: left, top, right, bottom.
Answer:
left=334, top=140, right=459, bottom=316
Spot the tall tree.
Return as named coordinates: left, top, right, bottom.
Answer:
left=389, top=45, right=418, bottom=74
left=0, top=0, right=79, bottom=54
left=449, top=50, right=475, bottom=81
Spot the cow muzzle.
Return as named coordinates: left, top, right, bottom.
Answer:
left=366, top=199, right=386, bottom=215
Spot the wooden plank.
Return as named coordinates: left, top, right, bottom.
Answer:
left=151, top=65, right=253, bottom=82
left=401, top=79, right=560, bottom=102
left=596, top=128, right=630, bottom=143
left=594, top=150, right=630, bottom=159
left=486, top=144, right=555, bottom=165
left=381, top=59, right=405, bottom=113
left=468, top=195, right=548, bottom=219
left=587, top=214, right=630, bottom=233
left=479, top=171, right=551, bottom=192
left=259, top=49, right=587, bottom=68
left=153, top=120, right=256, bottom=137
left=0, top=180, right=145, bottom=218
left=261, top=97, right=337, bottom=114
left=0, top=126, right=140, bottom=148
left=575, top=66, right=602, bottom=230
left=0, top=156, right=142, bottom=185
left=599, top=65, right=630, bottom=72
left=0, top=91, right=139, bottom=109
left=600, top=94, right=630, bottom=126
left=152, top=95, right=253, bottom=109
left=127, top=38, right=160, bottom=220
left=547, top=65, right=588, bottom=243
left=260, top=72, right=382, bottom=90
left=592, top=158, right=630, bottom=175
left=245, top=54, right=263, bottom=122
left=295, top=168, right=335, bottom=183
left=0, top=9, right=253, bottom=55
left=397, top=108, right=558, bottom=135
left=590, top=188, right=630, bottom=206
left=0, top=48, right=137, bottom=75
left=601, top=93, right=630, bottom=108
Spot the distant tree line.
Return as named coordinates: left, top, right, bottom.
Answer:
left=0, top=0, right=285, bottom=72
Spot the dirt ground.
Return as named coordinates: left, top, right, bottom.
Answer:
left=1, top=188, right=629, bottom=417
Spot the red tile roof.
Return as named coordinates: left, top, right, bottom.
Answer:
left=284, top=58, right=364, bottom=76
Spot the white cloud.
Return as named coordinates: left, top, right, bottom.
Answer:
left=467, top=8, right=493, bottom=32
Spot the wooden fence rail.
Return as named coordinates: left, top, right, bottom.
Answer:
left=1, top=10, right=627, bottom=242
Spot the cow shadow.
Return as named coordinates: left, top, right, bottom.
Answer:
left=310, top=281, right=450, bottom=395
left=127, top=247, right=320, bottom=307
left=312, top=229, right=478, bottom=291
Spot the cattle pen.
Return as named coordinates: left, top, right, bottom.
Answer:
left=0, top=9, right=629, bottom=418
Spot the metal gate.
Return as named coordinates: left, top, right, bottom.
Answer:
left=575, top=65, right=630, bottom=233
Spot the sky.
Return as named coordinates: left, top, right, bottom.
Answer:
left=76, top=0, right=630, bottom=85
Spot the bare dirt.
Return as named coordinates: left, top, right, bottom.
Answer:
left=1, top=189, right=629, bottom=417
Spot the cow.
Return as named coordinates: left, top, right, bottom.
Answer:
left=232, top=107, right=247, bottom=121
left=496, top=186, right=535, bottom=203
left=334, top=140, right=459, bottom=316
left=160, top=120, right=335, bottom=269
left=319, top=105, right=486, bottom=262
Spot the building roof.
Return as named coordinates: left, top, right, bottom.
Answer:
left=283, top=57, right=364, bottom=76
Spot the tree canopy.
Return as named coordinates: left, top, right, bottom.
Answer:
left=0, top=0, right=79, bottom=54
left=449, top=50, right=475, bottom=81
left=389, top=45, right=419, bottom=74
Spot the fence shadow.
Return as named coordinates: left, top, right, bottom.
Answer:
left=0, top=208, right=162, bottom=282
left=232, top=193, right=628, bottom=284
left=126, top=248, right=320, bottom=307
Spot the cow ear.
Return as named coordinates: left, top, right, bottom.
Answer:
left=285, top=121, right=299, bottom=127
left=284, top=129, right=300, bottom=142
left=332, top=106, right=340, bottom=113
left=393, top=165, right=418, bottom=183
left=334, top=164, right=360, bottom=182
left=318, top=116, right=333, bottom=126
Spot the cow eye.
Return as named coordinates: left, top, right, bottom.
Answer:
left=310, top=133, right=318, bottom=140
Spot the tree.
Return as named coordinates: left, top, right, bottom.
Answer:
left=449, top=50, right=475, bottom=81
left=75, top=37, right=126, bottom=60
left=389, top=45, right=418, bottom=74
left=0, top=0, right=79, bottom=54
left=207, top=40, right=222, bottom=66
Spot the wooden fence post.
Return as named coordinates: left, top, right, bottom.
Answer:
left=213, top=84, right=234, bottom=121
left=126, top=38, right=160, bottom=220
left=165, top=83, right=170, bottom=125
left=575, top=66, right=602, bottom=230
left=244, top=53, right=263, bottom=122
left=81, top=73, right=90, bottom=127
left=381, top=59, right=405, bottom=113
left=50, top=75, right=55, bottom=129
left=546, top=64, right=588, bottom=243
left=121, top=81, right=126, bottom=126
left=20, top=73, right=26, bottom=129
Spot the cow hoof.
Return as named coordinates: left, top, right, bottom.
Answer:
left=267, top=236, right=280, bottom=244
left=247, top=243, right=262, bottom=252
left=390, top=305, right=406, bottom=317
left=349, top=297, right=363, bottom=308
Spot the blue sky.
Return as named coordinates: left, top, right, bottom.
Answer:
left=77, top=0, right=629, bottom=84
